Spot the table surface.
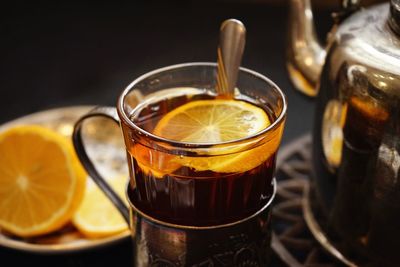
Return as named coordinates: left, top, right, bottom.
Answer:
left=0, top=1, right=333, bottom=266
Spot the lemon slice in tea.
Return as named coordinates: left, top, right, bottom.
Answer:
left=154, top=99, right=270, bottom=143
left=152, top=99, right=282, bottom=173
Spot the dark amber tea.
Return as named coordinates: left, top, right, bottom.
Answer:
left=121, top=88, right=284, bottom=226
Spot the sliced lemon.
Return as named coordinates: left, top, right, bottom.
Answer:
left=0, top=125, right=86, bottom=237
left=154, top=99, right=270, bottom=143
left=146, top=99, right=283, bottom=173
left=73, top=175, right=129, bottom=238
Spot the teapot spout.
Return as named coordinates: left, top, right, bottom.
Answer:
left=286, top=0, right=326, bottom=97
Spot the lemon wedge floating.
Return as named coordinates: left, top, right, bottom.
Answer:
left=154, top=99, right=270, bottom=143
left=73, top=175, right=129, bottom=238
left=0, top=125, right=86, bottom=237
left=147, top=99, right=283, bottom=173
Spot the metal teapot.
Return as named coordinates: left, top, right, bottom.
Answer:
left=287, top=0, right=400, bottom=266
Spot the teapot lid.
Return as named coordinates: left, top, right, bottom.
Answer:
left=390, top=0, right=400, bottom=35
left=335, top=3, right=400, bottom=76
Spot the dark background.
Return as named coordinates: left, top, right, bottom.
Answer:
left=0, top=1, right=334, bottom=266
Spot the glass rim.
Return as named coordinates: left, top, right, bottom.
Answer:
left=117, top=62, right=287, bottom=149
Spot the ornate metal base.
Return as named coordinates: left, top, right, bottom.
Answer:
left=272, top=134, right=351, bottom=267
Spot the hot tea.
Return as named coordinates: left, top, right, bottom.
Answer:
left=122, top=88, right=283, bottom=226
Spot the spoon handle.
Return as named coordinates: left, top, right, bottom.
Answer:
left=217, top=19, right=246, bottom=97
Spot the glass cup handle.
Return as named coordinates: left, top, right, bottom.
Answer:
left=72, top=106, right=129, bottom=223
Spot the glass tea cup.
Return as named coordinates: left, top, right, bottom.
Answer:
left=72, top=62, right=286, bottom=266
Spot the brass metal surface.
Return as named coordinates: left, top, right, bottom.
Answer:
left=287, top=1, right=400, bottom=265
left=286, top=0, right=326, bottom=96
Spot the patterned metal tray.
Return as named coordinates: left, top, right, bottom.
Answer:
left=272, top=134, right=344, bottom=267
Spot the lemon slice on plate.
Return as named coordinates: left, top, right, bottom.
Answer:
left=73, top=175, right=129, bottom=238
left=150, top=99, right=283, bottom=173
left=0, top=125, right=86, bottom=237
